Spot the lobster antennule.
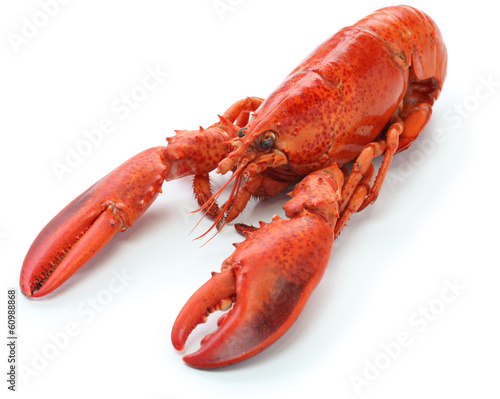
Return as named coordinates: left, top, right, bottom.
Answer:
left=20, top=147, right=168, bottom=297
left=171, top=164, right=343, bottom=368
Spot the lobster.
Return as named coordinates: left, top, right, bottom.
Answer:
left=20, top=6, right=447, bottom=368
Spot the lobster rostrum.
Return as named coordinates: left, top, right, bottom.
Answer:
left=20, top=6, right=447, bottom=368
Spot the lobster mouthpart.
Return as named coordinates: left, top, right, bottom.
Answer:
left=21, top=147, right=168, bottom=297
left=172, top=164, right=343, bottom=368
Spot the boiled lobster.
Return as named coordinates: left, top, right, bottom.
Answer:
left=20, top=6, right=447, bottom=368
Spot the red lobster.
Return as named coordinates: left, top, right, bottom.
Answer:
left=20, top=6, right=447, bottom=368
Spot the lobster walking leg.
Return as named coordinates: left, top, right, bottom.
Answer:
left=338, top=102, right=432, bottom=223
left=334, top=164, right=375, bottom=238
left=358, top=120, right=404, bottom=209
left=339, top=141, right=386, bottom=214
left=357, top=96, right=434, bottom=211
left=334, top=120, right=403, bottom=235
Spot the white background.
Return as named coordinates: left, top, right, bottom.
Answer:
left=1, top=0, right=499, bottom=398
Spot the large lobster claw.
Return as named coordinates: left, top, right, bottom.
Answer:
left=171, top=164, right=343, bottom=368
left=20, top=98, right=264, bottom=298
left=20, top=147, right=168, bottom=297
left=20, top=125, right=231, bottom=298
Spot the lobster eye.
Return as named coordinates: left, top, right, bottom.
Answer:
left=259, top=131, right=275, bottom=150
left=238, top=127, right=248, bottom=138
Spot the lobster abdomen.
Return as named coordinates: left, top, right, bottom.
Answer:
left=355, top=6, right=447, bottom=91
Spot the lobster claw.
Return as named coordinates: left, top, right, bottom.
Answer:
left=20, top=147, right=168, bottom=297
left=20, top=119, right=236, bottom=298
left=171, top=164, right=343, bottom=368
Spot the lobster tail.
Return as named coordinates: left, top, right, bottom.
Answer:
left=356, top=5, right=447, bottom=94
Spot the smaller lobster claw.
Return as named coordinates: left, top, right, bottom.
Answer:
left=20, top=147, right=168, bottom=297
left=171, top=164, right=343, bottom=368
